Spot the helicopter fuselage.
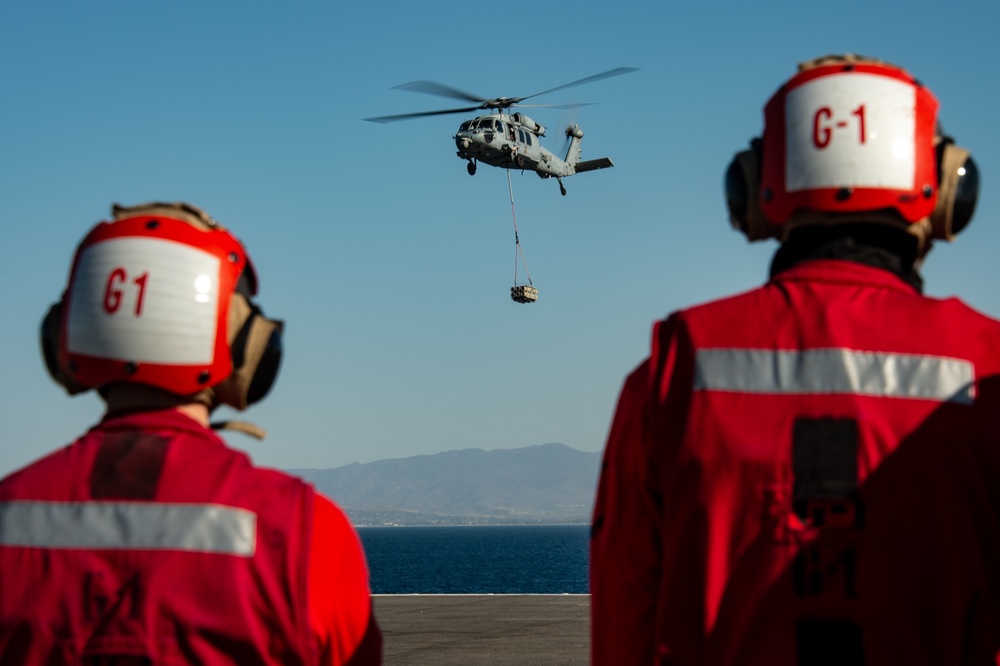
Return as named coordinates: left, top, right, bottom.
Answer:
left=452, top=112, right=614, bottom=194
left=454, top=112, right=573, bottom=178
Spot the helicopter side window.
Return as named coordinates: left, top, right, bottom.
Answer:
left=525, top=132, right=533, bottom=146
left=495, top=120, right=506, bottom=134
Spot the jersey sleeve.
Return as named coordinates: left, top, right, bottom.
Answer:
left=590, top=358, right=661, bottom=664
left=308, top=492, right=382, bottom=665
left=590, top=315, right=693, bottom=665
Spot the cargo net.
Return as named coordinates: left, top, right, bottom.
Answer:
left=508, top=171, right=537, bottom=304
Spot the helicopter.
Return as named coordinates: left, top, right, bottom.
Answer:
left=365, top=67, right=637, bottom=195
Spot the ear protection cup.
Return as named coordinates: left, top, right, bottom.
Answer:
left=40, top=300, right=89, bottom=396
left=208, top=291, right=284, bottom=410
left=932, top=140, right=979, bottom=240
left=725, top=139, right=777, bottom=241
left=244, top=318, right=283, bottom=406
left=40, top=302, right=62, bottom=385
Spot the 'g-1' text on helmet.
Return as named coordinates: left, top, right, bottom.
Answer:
left=41, top=202, right=283, bottom=411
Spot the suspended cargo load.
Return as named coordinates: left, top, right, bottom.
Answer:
left=507, top=171, right=538, bottom=304
left=511, top=285, right=538, bottom=303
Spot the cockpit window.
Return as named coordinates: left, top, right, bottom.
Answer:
left=459, top=121, right=472, bottom=132
left=469, top=118, right=508, bottom=131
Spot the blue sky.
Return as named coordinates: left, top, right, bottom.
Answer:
left=2, top=1, right=999, bottom=478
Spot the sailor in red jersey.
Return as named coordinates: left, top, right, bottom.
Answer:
left=591, top=55, right=998, bottom=665
left=0, top=203, right=381, bottom=665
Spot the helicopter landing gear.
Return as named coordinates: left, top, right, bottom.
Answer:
left=557, top=177, right=567, bottom=196
left=467, top=160, right=477, bottom=176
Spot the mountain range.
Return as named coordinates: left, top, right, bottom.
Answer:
left=289, top=443, right=602, bottom=526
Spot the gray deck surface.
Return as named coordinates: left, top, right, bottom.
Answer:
left=373, top=594, right=590, bottom=665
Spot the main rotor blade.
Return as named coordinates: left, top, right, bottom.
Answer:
left=514, top=102, right=595, bottom=110
left=364, top=105, right=485, bottom=123
left=391, top=80, right=487, bottom=104
left=367, top=68, right=636, bottom=122
left=519, top=67, right=638, bottom=103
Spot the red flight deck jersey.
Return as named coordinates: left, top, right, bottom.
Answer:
left=591, top=259, right=1000, bottom=665
left=0, top=410, right=380, bottom=665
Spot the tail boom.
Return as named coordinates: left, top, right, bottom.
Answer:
left=563, top=125, right=614, bottom=175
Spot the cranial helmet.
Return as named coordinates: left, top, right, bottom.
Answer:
left=41, top=202, right=283, bottom=410
left=726, top=54, right=979, bottom=245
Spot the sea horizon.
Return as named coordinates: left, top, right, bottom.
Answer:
left=358, top=524, right=590, bottom=595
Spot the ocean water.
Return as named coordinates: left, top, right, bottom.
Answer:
left=358, top=525, right=590, bottom=594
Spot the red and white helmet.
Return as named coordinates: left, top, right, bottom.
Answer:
left=41, top=202, right=283, bottom=410
left=726, top=55, right=979, bottom=243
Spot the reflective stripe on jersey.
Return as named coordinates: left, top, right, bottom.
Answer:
left=694, top=348, right=974, bottom=404
left=0, top=500, right=256, bottom=556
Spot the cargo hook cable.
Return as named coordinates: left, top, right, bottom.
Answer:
left=508, top=170, right=533, bottom=287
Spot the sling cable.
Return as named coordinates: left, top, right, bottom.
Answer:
left=508, top=170, right=538, bottom=303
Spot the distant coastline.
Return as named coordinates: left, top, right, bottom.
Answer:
left=293, top=442, right=601, bottom=527
left=347, top=508, right=590, bottom=528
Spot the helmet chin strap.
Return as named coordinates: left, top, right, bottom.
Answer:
left=210, top=420, right=267, bottom=440
left=196, top=386, right=268, bottom=440
left=101, top=385, right=268, bottom=440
